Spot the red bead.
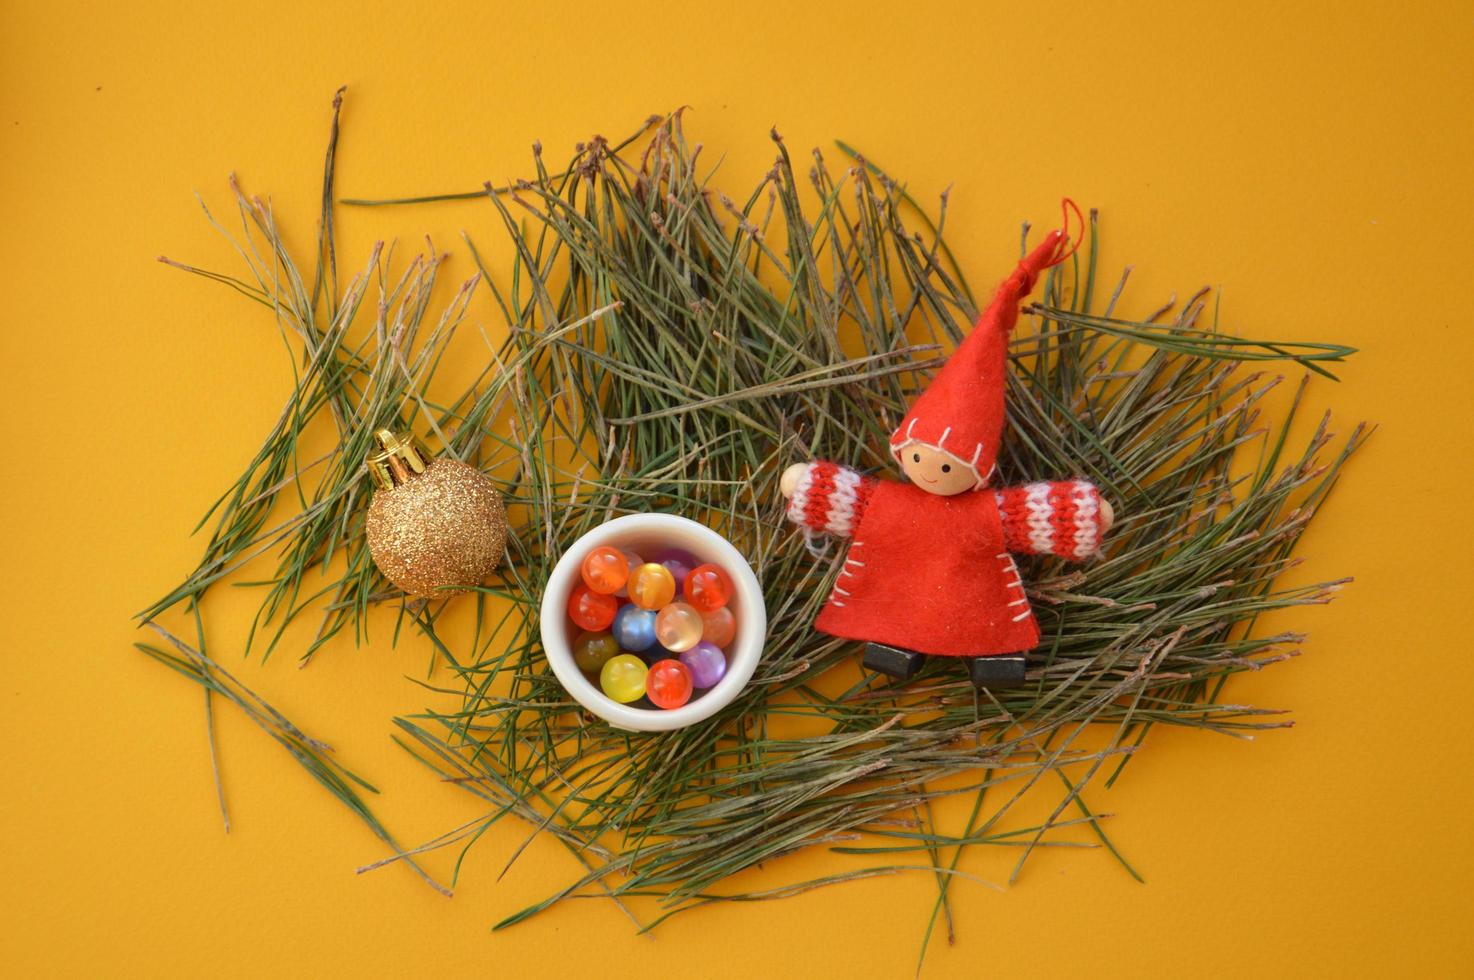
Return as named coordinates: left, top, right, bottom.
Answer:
left=645, top=659, right=693, bottom=710
left=567, top=583, right=617, bottom=631
left=699, top=606, right=736, bottom=648
left=683, top=563, right=733, bottom=612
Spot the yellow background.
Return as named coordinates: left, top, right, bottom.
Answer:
left=3, top=1, right=1471, bottom=976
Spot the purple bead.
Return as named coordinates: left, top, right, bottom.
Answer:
left=652, top=547, right=699, bottom=566
left=680, top=641, right=727, bottom=689
left=652, top=547, right=699, bottom=586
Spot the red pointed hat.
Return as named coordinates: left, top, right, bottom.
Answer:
left=889, top=199, right=1082, bottom=488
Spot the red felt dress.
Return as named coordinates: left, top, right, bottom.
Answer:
left=786, top=463, right=1105, bottom=657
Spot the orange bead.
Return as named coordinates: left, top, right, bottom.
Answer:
left=567, top=583, right=617, bottom=631
left=628, top=563, right=676, bottom=610
left=581, top=545, right=630, bottom=595
left=699, top=606, right=736, bottom=648
left=683, top=563, right=733, bottom=612
left=654, top=602, right=704, bottom=653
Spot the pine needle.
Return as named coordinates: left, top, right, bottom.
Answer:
left=139, top=97, right=1364, bottom=968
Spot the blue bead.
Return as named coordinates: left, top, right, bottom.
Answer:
left=611, top=604, right=657, bottom=652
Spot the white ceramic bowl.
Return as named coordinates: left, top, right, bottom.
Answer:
left=539, top=513, right=767, bottom=732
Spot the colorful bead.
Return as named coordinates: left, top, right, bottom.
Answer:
left=612, top=550, right=643, bottom=598
left=572, top=631, right=620, bottom=672
left=646, top=659, right=694, bottom=709
left=683, top=563, right=733, bottom=612
left=654, top=601, right=704, bottom=653
left=567, top=583, right=617, bottom=631
left=581, top=545, right=630, bottom=595
left=652, top=547, right=699, bottom=588
left=628, top=562, right=677, bottom=610
left=567, top=540, right=744, bottom=710
left=600, top=654, right=648, bottom=704
left=611, top=604, right=658, bottom=652
left=699, top=606, right=736, bottom=648
left=680, top=641, right=727, bottom=688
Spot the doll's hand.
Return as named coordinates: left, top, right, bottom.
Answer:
left=780, top=463, right=809, bottom=499
left=1098, top=496, right=1115, bottom=533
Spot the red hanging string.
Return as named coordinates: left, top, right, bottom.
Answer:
left=1013, top=198, right=1085, bottom=291
left=1041, top=197, right=1084, bottom=269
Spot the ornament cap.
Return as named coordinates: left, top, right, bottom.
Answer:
left=366, top=428, right=430, bottom=490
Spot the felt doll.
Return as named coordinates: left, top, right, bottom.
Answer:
left=779, top=201, right=1114, bottom=689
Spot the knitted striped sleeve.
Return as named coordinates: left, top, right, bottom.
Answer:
left=994, top=480, right=1106, bottom=561
left=784, top=460, right=879, bottom=539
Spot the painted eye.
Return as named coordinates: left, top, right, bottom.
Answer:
left=941, top=464, right=951, bottom=473
left=912, top=453, right=920, bottom=462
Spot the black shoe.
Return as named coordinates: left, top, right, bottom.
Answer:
left=863, top=643, right=925, bottom=681
left=966, top=654, right=1027, bottom=689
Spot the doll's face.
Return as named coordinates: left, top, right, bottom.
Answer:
left=899, top=443, right=977, bottom=496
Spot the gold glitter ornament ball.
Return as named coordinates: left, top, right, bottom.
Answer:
left=364, top=430, right=507, bottom=598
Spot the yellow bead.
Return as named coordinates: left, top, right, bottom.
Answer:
left=599, top=654, right=649, bottom=704
left=628, top=562, right=676, bottom=610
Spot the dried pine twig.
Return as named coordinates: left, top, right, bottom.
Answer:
left=140, top=96, right=1363, bottom=966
